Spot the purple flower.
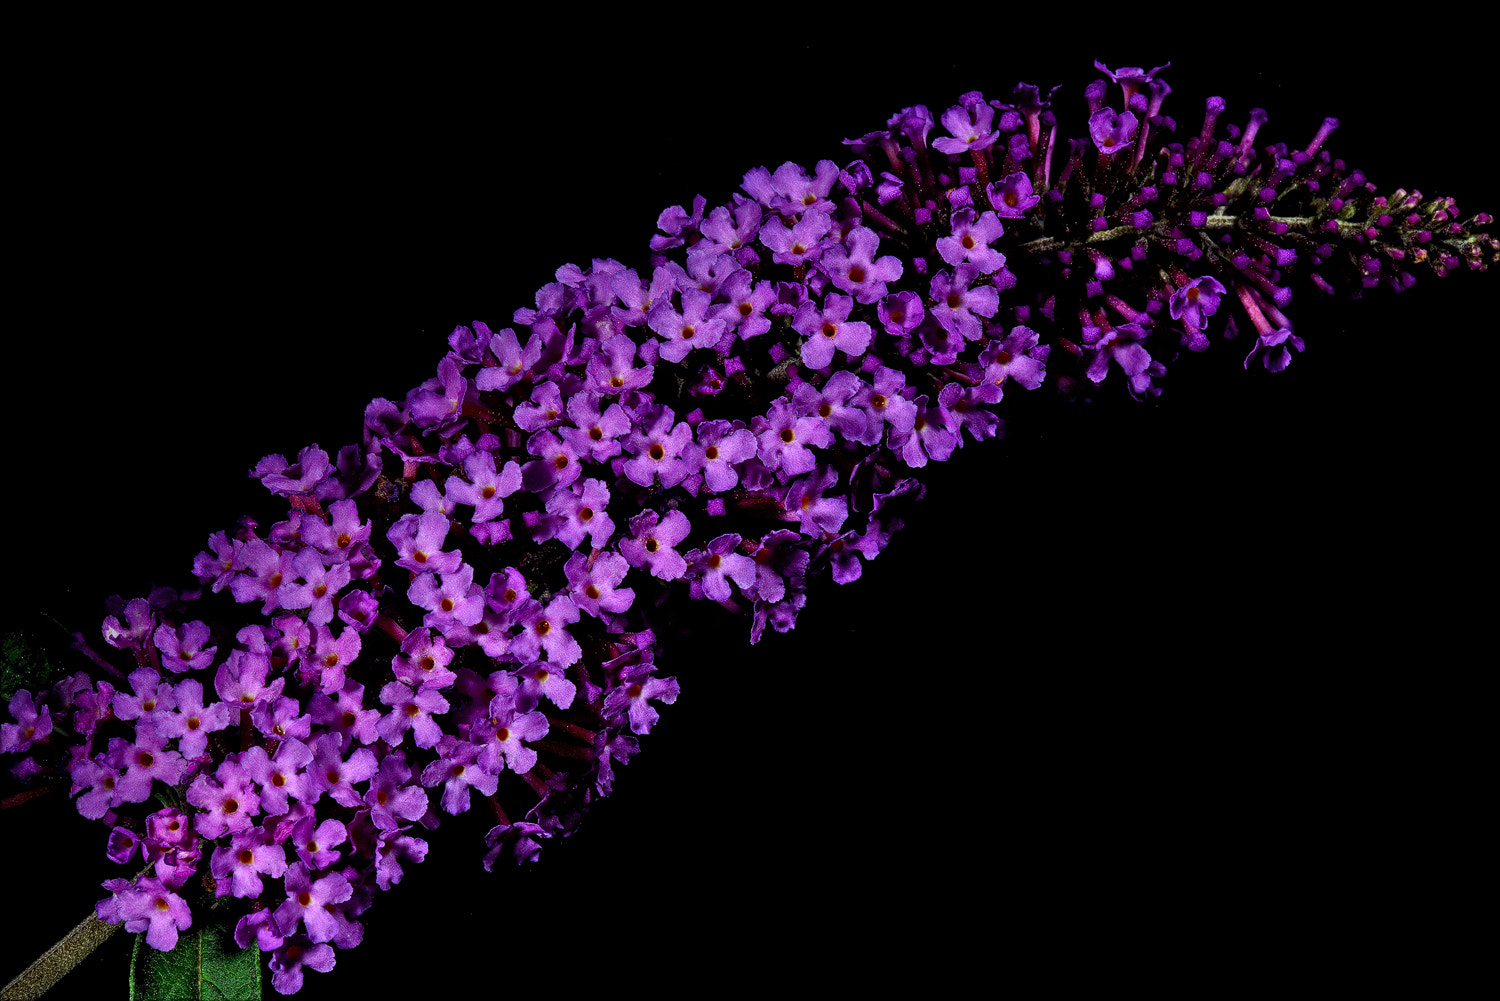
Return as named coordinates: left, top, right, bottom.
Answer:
left=388, top=512, right=463, bottom=574
left=186, top=757, right=261, bottom=839
left=753, top=397, right=834, bottom=476
left=694, top=196, right=763, bottom=261
left=619, top=509, right=692, bottom=581
left=106, top=725, right=186, bottom=804
left=151, top=620, right=217, bottom=673
left=621, top=405, right=696, bottom=489
left=1085, top=321, right=1159, bottom=395
left=268, top=937, right=337, bottom=995
left=791, top=370, right=868, bottom=443
left=1, top=691, right=51, bottom=753
left=275, top=862, right=352, bottom=944
left=509, top=596, right=582, bottom=668
left=102, top=597, right=153, bottom=650
left=370, top=823, right=428, bottom=891
left=652, top=192, right=706, bottom=252
left=250, top=695, right=312, bottom=742
left=252, top=445, right=330, bottom=497
left=564, top=551, right=635, bottom=618
left=231, top=540, right=313, bottom=616
left=684, top=533, right=756, bottom=602
left=362, top=751, right=430, bottom=830
left=888, top=395, right=959, bottom=468
left=307, top=680, right=381, bottom=747
left=783, top=466, right=848, bottom=536
left=849, top=365, right=918, bottom=447
left=118, top=875, right=192, bottom=951
left=710, top=269, right=776, bottom=339
left=682, top=420, right=758, bottom=494
left=112, top=667, right=175, bottom=726
left=1094, top=60, right=1170, bottom=94
left=240, top=737, right=313, bottom=815
left=407, top=563, right=485, bottom=633
left=70, top=753, right=125, bottom=820
left=792, top=293, right=874, bottom=371
left=758, top=209, right=834, bottom=267
left=298, top=498, right=372, bottom=563
left=391, top=627, right=457, bottom=692
left=936, top=208, right=1007, bottom=274
left=819, top=226, right=903, bottom=303
left=421, top=734, right=498, bottom=815
left=445, top=449, right=522, bottom=524
left=107, top=825, right=141, bottom=865
left=930, top=265, right=1000, bottom=343
left=214, top=645, right=285, bottom=718
left=1169, top=275, right=1227, bottom=333
left=473, top=706, right=549, bottom=775
left=307, top=622, right=363, bottom=695
left=156, top=681, right=229, bottom=759
left=877, top=290, right=925, bottom=338
left=743, top=530, right=809, bottom=604
left=546, top=477, right=616, bottom=551
left=376, top=682, right=450, bottom=749
left=305, top=732, right=379, bottom=805
left=648, top=287, right=727, bottom=363
left=602, top=662, right=679, bottom=736
left=1245, top=325, right=1306, bottom=372
left=289, top=814, right=348, bottom=871
left=192, top=531, right=241, bottom=592
left=762, top=159, right=840, bottom=215
left=562, top=392, right=632, bottom=464
left=210, top=825, right=287, bottom=899
left=932, top=100, right=999, bottom=155
left=585, top=333, right=654, bottom=395
left=824, top=529, right=883, bottom=585
left=975, top=324, right=1049, bottom=402
left=986, top=171, right=1041, bottom=218
left=482, top=822, right=548, bottom=871
left=515, top=661, right=576, bottom=712
left=410, top=356, right=471, bottom=432
left=1089, top=107, right=1140, bottom=152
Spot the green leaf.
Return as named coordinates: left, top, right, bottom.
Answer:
left=129, top=918, right=261, bottom=1000
left=0, top=629, right=62, bottom=700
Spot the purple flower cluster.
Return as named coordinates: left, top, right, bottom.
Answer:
left=2, top=61, right=1491, bottom=995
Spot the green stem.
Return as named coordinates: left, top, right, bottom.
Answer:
left=1, top=912, right=120, bottom=1000
left=1016, top=212, right=1375, bottom=256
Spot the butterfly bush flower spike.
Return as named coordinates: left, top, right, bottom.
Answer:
left=1, top=60, right=1490, bottom=997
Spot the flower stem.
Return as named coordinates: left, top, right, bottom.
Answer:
left=0, top=912, right=120, bottom=1000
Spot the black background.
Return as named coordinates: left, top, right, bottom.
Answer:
left=4, top=22, right=1488, bottom=997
